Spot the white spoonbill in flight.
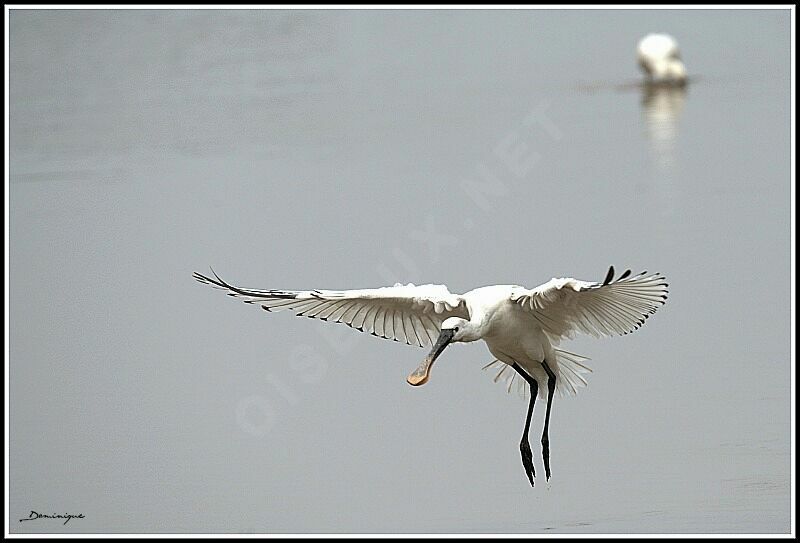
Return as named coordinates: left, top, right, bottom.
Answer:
left=193, top=266, right=668, bottom=486
left=637, top=33, right=687, bottom=85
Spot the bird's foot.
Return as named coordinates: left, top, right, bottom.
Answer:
left=541, top=437, right=551, bottom=481
left=520, top=439, right=535, bottom=487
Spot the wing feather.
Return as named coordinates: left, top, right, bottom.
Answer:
left=361, top=304, right=379, bottom=334
left=338, top=301, right=358, bottom=324
left=409, top=314, right=425, bottom=347
left=193, top=270, right=468, bottom=347
left=376, top=308, right=388, bottom=337
left=351, top=304, right=370, bottom=331
left=512, top=266, right=668, bottom=341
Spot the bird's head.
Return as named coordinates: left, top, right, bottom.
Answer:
left=441, top=316, right=473, bottom=341
left=406, top=317, right=473, bottom=387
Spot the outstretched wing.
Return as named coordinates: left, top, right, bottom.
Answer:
left=193, top=270, right=469, bottom=348
left=511, top=266, right=668, bottom=342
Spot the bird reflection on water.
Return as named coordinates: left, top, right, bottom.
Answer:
left=640, top=81, right=688, bottom=171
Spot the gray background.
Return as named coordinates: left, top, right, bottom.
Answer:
left=8, top=8, right=792, bottom=534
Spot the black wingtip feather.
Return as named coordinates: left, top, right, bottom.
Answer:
left=602, top=265, right=615, bottom=286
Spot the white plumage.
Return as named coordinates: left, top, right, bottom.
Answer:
left=637, top=33, right=687, bottom=84
left=194, top=265, right=668, bottom=485
left=194, top=278, right=468, bottom=347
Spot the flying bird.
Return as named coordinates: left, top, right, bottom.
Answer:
left=637, top=33, right=687, bottom=85
left=193, top=266, right=668, bottom=486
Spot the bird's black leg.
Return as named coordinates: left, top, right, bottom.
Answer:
left=511, top=362, right=538, bottom=487
left=541, top=360, right=557, bottom=481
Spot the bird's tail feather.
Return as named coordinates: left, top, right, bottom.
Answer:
left=481, top=349, right=592, bottom=399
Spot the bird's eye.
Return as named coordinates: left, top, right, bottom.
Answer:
left=454, top=326, right=460, bottom=332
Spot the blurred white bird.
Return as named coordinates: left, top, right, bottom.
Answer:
left=637, top=33, right=687, bottom=85
left=194, top=265, right=668, bottom=486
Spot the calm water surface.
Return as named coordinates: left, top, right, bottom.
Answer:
left=9, top=9, right=792, bottom=534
